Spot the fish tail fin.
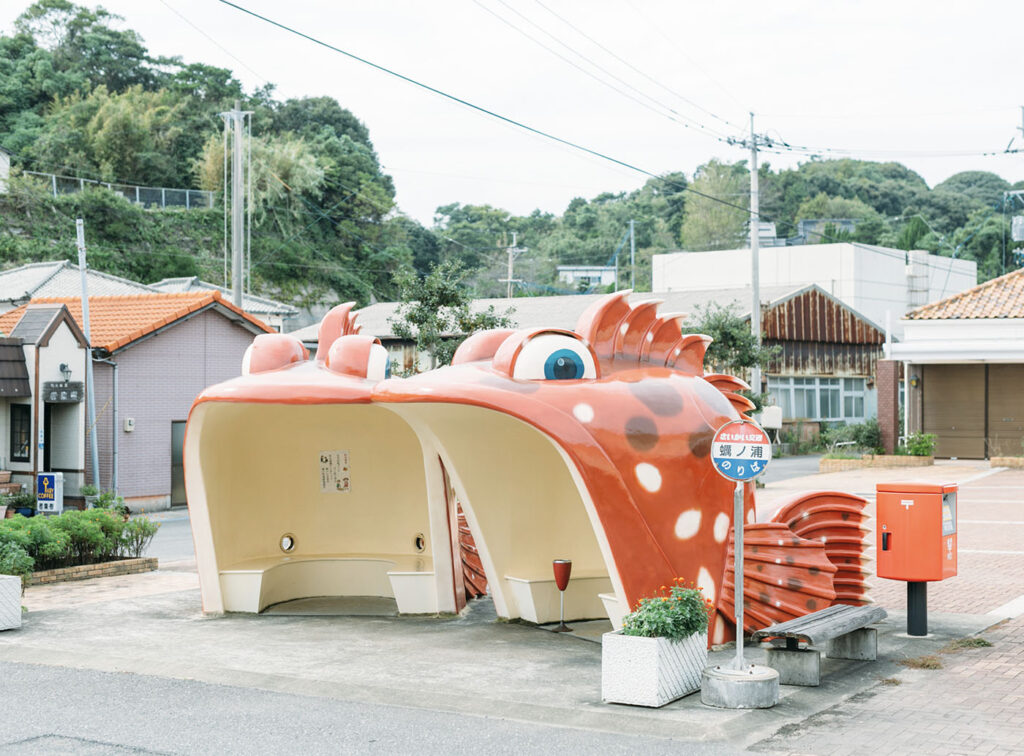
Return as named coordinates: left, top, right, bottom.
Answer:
left=769, top=491, right=872, bottom=606
left=716, top=523, right=838, bottom=639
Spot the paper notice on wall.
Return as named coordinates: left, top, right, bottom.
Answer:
left=319, top=450, right=350, bottom=494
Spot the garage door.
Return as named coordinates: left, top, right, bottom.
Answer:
left=987, top=365, right=1024, bottom=457
left=922, top=365, right=985, bottom=459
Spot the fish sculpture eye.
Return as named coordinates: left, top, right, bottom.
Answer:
left=511, top=333, right=597, bottom=381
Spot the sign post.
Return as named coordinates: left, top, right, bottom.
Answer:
left=701, top=418, right=779, bottom=709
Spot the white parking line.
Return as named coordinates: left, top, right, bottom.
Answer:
left=960, top=520, right=1024, bottom=525
left=987, top=593, right=1024, bottom=619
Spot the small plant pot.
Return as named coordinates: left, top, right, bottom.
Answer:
left=14, top=508, right=34, bottom=518
left=3, top=508, right=14, bottom=519
left=0, top=471, right=11, bottom=484
left=84, top=495, right=98, bottom=509
left=602, top=630, right=708, bottom=707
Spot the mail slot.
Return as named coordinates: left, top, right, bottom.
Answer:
left=876, top=482, right=957, bottom=582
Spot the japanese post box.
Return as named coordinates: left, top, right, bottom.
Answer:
left=876, top=482, right=957, bottom=582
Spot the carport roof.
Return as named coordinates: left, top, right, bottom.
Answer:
left=907, top=268, right=1024, bottom=320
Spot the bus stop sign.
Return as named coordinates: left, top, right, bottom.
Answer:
left=711, top=420, right=772, bottom=482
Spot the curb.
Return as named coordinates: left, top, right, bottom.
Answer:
left=26, top=557, right=159, bottom=587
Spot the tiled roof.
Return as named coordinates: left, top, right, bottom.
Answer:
left=0, top=261, right=155, bottom=302
left=149, top=276, right=299, bottom=316
left=289, top=285, right=806, bottom=344
left=906, top=268, right=1024, bottom=320
left=0, top=292, right=273, bottom=353
left=0, top=337, right=30, bottom=397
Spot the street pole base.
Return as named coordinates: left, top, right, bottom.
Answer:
left=700, top=664, right=780, bottom=709
left=552, top=622, right=572, bottom=633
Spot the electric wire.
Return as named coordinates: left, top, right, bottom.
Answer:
left=531, top=0, right=746, bottom=136
left=472, top=0, right=733, bottom=142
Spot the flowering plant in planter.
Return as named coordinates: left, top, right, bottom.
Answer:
left=622, top=580, right=713, bottom=641
left=602, top=580, right=714, bottom=707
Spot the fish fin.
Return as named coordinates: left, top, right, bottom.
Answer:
left=718, top=523, right=838, bottom=633
left=769, top=491, right=872, bottom=606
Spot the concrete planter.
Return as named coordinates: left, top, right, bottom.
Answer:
left=819, top=455, right=934, bottom=473
left=991, top=457, right=1024, bottom=469
left=0, top=574, right=21, bottom=631
left=602, top=630, right=707, bottom=707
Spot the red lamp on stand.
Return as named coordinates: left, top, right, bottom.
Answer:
left=552, top=559, right=572, bottom=632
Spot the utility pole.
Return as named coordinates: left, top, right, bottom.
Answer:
left=219, top=101, right=252, bottom=308
left=76, top=220, right=100, bottom=491
left=629, top=219, right=636, bottom=289
left=501, top=232, right=526, bottom=298
left=728, top=114, right=774, bottom=395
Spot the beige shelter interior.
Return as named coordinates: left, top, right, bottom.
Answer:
left=186, top=400, right=618, bottom=622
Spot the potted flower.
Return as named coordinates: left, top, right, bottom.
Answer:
left=80, top=484, right=99, bottom=509
left=602, top=580, right=712, bottom=707
left=4, top=492, right=36, bottom=518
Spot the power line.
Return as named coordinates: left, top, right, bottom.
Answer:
left=472, top=0, right=732, bottom=142
left=531, top=0, right=745, bottom=136
left=216, top=2, right=755, bottom=219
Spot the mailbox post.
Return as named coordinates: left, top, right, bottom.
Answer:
left=876, top=482, right=958, bottom=636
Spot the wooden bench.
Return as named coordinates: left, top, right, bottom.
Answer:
left=751, top=604, right=888, bottom=686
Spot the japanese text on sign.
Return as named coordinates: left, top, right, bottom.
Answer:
left=319, top=450, right=351, bottom=494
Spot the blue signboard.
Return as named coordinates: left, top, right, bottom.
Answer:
left=36, top=472, right=63, bottom=514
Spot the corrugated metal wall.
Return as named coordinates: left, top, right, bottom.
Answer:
left=762, top=289, right=885, bottom=377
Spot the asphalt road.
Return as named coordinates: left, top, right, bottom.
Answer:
left=143, top=510, right=194, bottom=562
left=0, top=662, right=739, bottom=756
left=758, top=454, right=822, bottom=484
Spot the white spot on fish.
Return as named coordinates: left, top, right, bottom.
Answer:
left=635, top=463, right=661, bottom=492
left=572, top=403, right=594, bottom=423
left=713, top=513, right=729, bottom=543
left=674, top=510, right=702, bottom=539
left=747, top=509, right=756, bottom=524
left=698, top=567, right=715, bottom=603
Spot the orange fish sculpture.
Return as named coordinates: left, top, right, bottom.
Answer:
left=185, top=292, right=869, bottom=642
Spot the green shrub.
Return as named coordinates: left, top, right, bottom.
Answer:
left=93, top=490, right=129, bottom=517
left=80, top=484, right=99, bottom=497
left=0, top=520, right=32, bottom=552
left=49, top=511, right=107, bottom=565
left=0, top=541, right=34, bottom=587
left=852, top=419, right=884, bottom=454
left=2, top=491, right=37, bottom=512
left=903, top=432, right=937, bottom=457
left=621, top=581, right=712, bottom=642
left=120, top=518, right=159, bottom=558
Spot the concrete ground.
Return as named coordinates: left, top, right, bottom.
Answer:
left=1, top=463, right=1021, bottom=754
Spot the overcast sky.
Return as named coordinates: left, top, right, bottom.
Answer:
left=3, top=1, right=1022, bottom=225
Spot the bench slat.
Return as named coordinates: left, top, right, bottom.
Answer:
left=752, top=605, right=887, bottom=645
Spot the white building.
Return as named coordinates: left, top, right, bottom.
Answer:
left=555, top=265, right=618, bottom=290
left=652, top=243, right=977, bottom=338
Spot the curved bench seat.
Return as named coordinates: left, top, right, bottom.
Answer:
left=219, top=554, right=436, bottom=614
left=503, top=570, right=612, bottom=624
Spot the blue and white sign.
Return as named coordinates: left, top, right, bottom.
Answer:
left=37, top=472, right=64, bottom=515
left=711, top=420, right=772, bottom=482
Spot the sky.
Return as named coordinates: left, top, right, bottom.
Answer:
left=2, top=0, right=1023, bottom=226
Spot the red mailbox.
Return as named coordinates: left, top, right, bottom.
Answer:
left=876, top=482, right=957, bottom=636
left=876, top=482, right=957, bottom=581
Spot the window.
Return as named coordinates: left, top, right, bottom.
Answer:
left=766, top=376, right=868, bottom=423
left=10, top=404, right=30, bottom=462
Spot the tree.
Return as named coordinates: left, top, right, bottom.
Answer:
left=389, top=260, right=516, bottom=372
left=679, top=159, right=748, bottom=251
left=691, top=302, right=779, bottom=377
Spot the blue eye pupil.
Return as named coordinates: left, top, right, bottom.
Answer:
left=544, top=349, right=585, bottom=380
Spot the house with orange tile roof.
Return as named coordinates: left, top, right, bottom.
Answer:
left=0, top=291, right=272, bottom=509
left=886, top=268, right=1024, bottom=458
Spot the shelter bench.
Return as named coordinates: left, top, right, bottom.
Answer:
left=219, top=554, right=436, bottom=615
left=751, top=604, right=888, bottom=686
left=503, top=571, right=612, bottom=624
